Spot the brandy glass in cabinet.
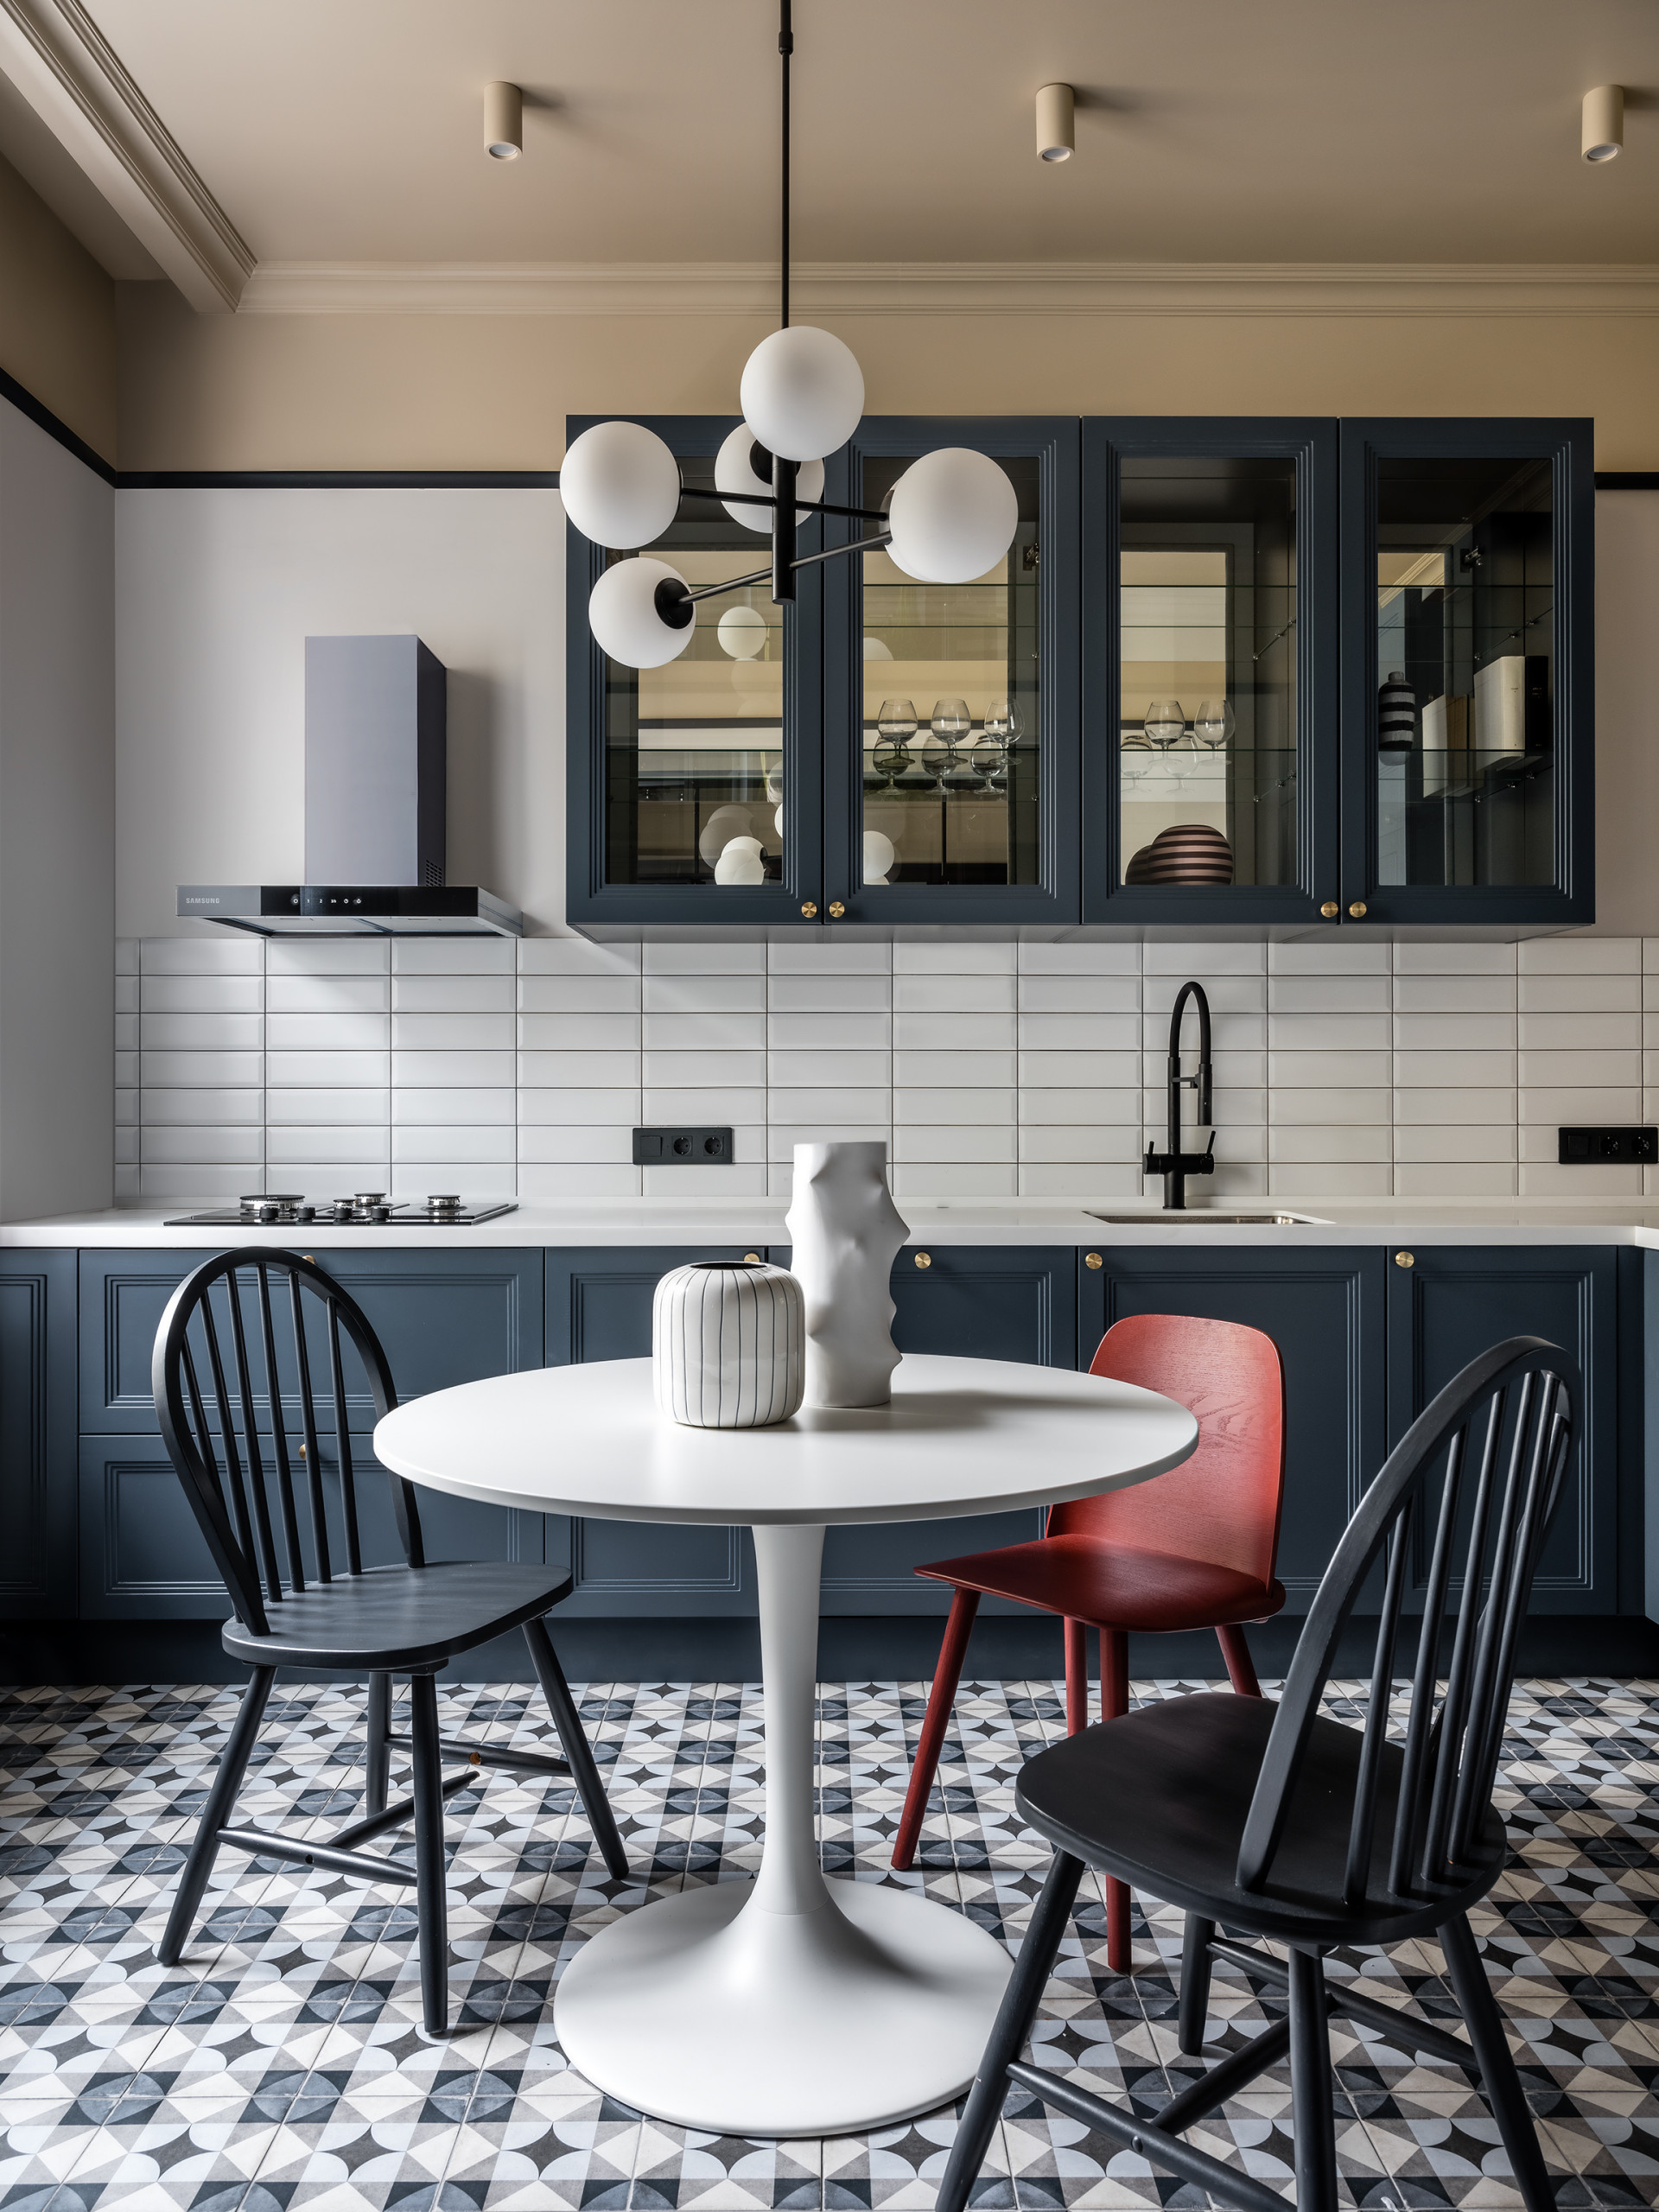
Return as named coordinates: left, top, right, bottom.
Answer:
left=1338, top=417, right=1593, bottom=929
left=564, top=415, right=824, bottom=931
left=821, top=418, right=1080, bottom=926
left=1080, top=418, right=1339, bottom=926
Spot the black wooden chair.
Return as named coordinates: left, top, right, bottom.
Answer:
left=938, top=1334, right=1576, bottom=2212
left=150, top=1247, right=627, bottom=2036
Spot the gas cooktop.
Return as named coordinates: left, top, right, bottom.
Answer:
left=163, top=1192, right=518, bottom=1228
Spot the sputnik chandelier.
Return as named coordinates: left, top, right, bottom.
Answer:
left=556, top=0, right=1020, bottom=671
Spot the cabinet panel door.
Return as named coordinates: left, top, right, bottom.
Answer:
left=1385, top=1247, right=1614, bottom=1614
left=564, top=413, right=823, bottom=932
left=79, top=1428, right=524, bottom=1619
left=1081, top=1246, right=1388, bottom=1614
left=1338, top=417, right=1594, bottom=929
left=820, top=1246, right=1077, bottom=1615
left=0, top=1252, right=77, bottom=1617
left=544, top=1247, right=760, bottom=1617
left=79, top=1249, right=220, bottom=1431
left=1080, top=416, right=1338, bottom=927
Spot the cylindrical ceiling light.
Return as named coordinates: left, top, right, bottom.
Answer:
left=1036, top=82, right=1075, bottom=162
left=1582, top=84, right=1624, bottom=163
left=485, top=80, right=523, bottom=160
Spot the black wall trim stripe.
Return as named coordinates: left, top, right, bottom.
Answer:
left=118, top=469, right=561, bottom=488
left=0, top=365, right=116, bottom=483
left=1594, top=472, right=1659, bottom=490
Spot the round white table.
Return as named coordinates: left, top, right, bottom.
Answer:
left=373, top=1352, right=1197, bottom=2139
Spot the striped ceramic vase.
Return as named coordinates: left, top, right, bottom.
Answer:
left=652, top=1262, right=806, bottom=1428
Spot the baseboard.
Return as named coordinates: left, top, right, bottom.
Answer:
left=3, top=1612, right=1655, bottom=1686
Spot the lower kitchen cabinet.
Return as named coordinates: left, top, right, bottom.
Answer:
left=1386, top=1246, right=1616, bottom=1615
left=0, top=1251, right=77, bottom=1618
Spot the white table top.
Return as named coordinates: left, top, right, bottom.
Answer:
left=372, top=1352, right=1199, bottom=1527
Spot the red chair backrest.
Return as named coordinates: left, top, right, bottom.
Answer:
left=1048, top=1313, right=1287, bottom=1588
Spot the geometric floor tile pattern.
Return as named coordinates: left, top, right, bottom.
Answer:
left=1, top=1677, right=1655, bottom=2212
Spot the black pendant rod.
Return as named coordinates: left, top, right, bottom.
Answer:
left=779, top=0, right=792, bottom=329
left=681, top=530, right=891, bottom=605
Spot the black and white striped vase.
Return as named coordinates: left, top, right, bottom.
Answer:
left=652, top=1262, right=806, bottom=1428
left=1377, top=669, right=1417, bottom=752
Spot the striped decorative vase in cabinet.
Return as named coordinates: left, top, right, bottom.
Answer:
left=652, top=1262, right=806, bottom=1428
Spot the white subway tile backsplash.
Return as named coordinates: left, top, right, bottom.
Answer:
left=119, top=933, right=1659, bottom=1211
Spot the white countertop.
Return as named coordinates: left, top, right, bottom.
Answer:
left=8, top=1198, right=1659, bottom=1249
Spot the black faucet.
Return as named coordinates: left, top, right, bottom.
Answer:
left=1143, top=979, right=1216, bottom=1210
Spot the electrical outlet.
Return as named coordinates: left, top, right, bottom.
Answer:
left=632, top=1126, right=734, bottom=1166
left=1557, top=1126, right=1657, bottom=1165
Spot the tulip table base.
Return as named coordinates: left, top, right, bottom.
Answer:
left=552, top=1522, right=1013, bottom=2139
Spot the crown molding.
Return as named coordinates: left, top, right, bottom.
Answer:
left=236, top=257, right=1659, bottom=320
left=0, top=0, right=252, bottom=310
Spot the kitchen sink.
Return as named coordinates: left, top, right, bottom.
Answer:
left=1085, top=1211, right=1326, bottom=1226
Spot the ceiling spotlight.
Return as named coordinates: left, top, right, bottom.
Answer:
left=1582, top=84, right=1624, bottom=162
left=1036, top=82, right=1075, bottom=162
left=485, top=80, right=523, bottom=160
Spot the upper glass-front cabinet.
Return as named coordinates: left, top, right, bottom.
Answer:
left=1080, top=419, right=1338, bottom=925
left=823, top=418, right=1079, bottom=925
left=566, top=416, right=823, bottom=929
left=1338, top=418, right=1593, bottom=928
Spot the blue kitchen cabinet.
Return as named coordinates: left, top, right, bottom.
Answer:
left=0, top=1251, right=78, bottom=1618
left=1079, top=1243, right=1390, bottom=1616
left=1384, top=1245, right=1616, bottom=1614
left=75, top=1247, right=545, bottom=1617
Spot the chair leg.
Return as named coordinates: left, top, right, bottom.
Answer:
left=156, top=1665, right=275, bottom=1967
left=524, top=1614, right=628, bottom=1881
left=409, top=1670, right=450, bottom=2037
left=364, top=1671, right=391, bottom=1817
left=937, top=1850, right=1086, bottom=2212
left=1100, top=1627, right=1133, bottom=1974
left=1178, top=1913, right=1216, bottom=2056
left=1441, top=1912, right=1555, bottom=2212
left=1287, top=1946, right=1339, bottom=2212
left=1064, top=1617, right=1089, bottom=1733
left=1216, top=1622, right=1263, bottom=1697
left=892, top=1586, right=980, bottom=1872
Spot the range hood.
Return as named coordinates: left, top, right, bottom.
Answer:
left=180, top=635, right=523, bottom=938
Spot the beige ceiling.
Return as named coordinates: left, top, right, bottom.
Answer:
left=23, top=0, right=1659, bottom=275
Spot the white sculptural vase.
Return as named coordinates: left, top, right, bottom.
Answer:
left=652, top=1262, right=805, bottom=1428
left=784, top=1141, right=910, bottom=1408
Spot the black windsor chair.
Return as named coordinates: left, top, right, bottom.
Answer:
left=151, top=1247, right=626, bottom=2037
left=938, top=1334, right=1577, bottom=2212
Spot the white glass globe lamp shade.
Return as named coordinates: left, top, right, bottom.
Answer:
left=740, top=325, right=865, bottom=464
left=717, top=604, right=769, bottom=660
left=697, top=805, right=753, bottom=866
left=715, top=424, right=823, bottom=531
left=714, top=836, right=766, bottom=885
left=862, top=830, right=895, bottom=886
left=588, top=558, right=695, bottom=670
left=560, top=421, right=682, bottom=549
left=886, top=448, right=1020, bottom=584
left=862, top=634, right=893, bottom=661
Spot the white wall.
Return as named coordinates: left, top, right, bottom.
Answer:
left=0, top=396, right=114, bottom=1218
left=116, top=487, right=563, bottom=941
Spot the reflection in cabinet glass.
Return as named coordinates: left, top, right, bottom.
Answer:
left=858, top=456, right=1041, bottom=889
left=1372, top=454, right=1554, bottom=890
left=1118, top=455, right=1299, bottom=891
left=605, top=455, right=790, bottom=891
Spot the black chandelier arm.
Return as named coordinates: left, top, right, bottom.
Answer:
left=675, top=529, right=893, bottom=607
left=676, top=484, right=890, bottom=525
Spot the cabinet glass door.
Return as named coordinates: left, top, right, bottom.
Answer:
left=1339, top=419, right=1592, bottom=928
left=1083, top=421, right=1337, bottom=925
left=566, top=416, right=823, bottom=929
left=823, top=419, right=1078, bottom=925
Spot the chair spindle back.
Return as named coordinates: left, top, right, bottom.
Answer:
left=153, top=1247, right=423, bottom=1637
left=1234, top=1335, right=1576, bottom=1910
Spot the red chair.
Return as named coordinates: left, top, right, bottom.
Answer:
left=889, top=1313, right=1287, bottom=1971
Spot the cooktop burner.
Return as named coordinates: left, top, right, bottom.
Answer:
left=162, top=1192, right=518, bottom=1227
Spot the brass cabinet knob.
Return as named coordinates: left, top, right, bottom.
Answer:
left=743, top=1252, right=762, bottom=1264
left=914, top=1251, right=931, bottom=1268
left=1395, top=1250, right=1414, bottom=1268
left=1349, top=900, right=1368, bottom=918
left=1320, top=901, right=1339, bottom=919
left=828, top=900, right=846, bottom=919
left=800, top=901, right=817, bottom=918
left=1084, top=1252, right=1103, bottom=1270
